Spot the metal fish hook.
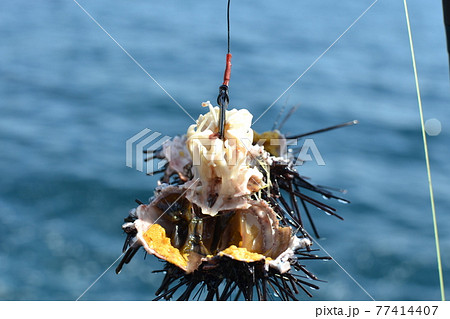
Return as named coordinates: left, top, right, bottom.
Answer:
left=217, top=0, right=232, bottom=139
left=217, top=84, right=229, bottom=139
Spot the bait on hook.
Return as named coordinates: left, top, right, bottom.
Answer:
left=116, top=101, right=354, bottom=300
left=115, top=0, right=356, bottom=300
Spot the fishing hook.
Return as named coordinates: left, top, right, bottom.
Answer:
left=217, top=0, right=232, bottom=139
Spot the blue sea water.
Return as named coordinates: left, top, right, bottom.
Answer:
left=0, top=0, right=449, bottom=301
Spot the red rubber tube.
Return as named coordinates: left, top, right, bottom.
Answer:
left=223, top=53, right=232, bottom=86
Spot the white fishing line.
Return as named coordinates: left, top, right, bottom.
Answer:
left=253, top=0, right=379, bottom=126
left=72, top=0, right=196, bottom=123
left=76, top=252, right=125, bottom=301
left=309, top=234, right=376, bottom=301
left=75, top=178, right=200, bottom=300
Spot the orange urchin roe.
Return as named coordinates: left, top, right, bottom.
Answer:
left=143, top=224, right=188, bottom=269
left=219, top=245, right=269, bottom=262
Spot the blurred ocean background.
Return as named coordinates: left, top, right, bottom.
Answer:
left=0, top=0, right=449, bottom=301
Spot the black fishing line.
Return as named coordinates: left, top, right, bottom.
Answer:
left=227, top=0, right=231, bottom=54
left=217, top=0, right=232, bottom=139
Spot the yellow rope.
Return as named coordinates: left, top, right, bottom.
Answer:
left=403, top=0, right=446, bottom=301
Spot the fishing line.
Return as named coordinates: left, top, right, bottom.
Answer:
left=306, top=232, right=376, bottom=301
left=403, top=0, right=446, bottom=301
left=253, top=0, right=379, bottom=126
left=72, top=0, right=195, bottom=122
left=76, top=252, right=125, bottom=301
left=217, top=0, right=232, bottom=139
left=76, top=179, right=200, bottom=300
left=227, top=0, right=231, bottom=54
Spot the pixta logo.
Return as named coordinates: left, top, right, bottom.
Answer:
left=126, top=129, right=326, bottom=176
left=126, top=129, right=171, bottom=174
